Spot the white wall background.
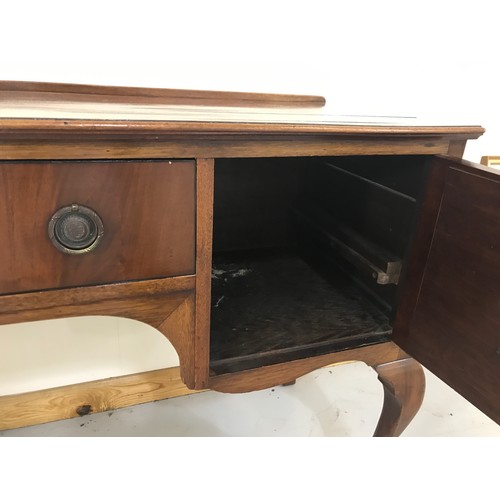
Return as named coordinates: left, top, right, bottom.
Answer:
left=1, top=0, right=499, bottom=395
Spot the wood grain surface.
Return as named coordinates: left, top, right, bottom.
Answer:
left=209, top=342, right=404, bottom=393
left=0, top=160, right=195, bottom=294
left=0, top=82, right=484, bottom=141
left=0, top=136, right=456, bottom=161
left=447, top=139, right=467, bottom=157
left=0, top=343, right=404, bottom=432
left=0, top=366, right=202, bottom=431
left=158, top=294, right=196, bottom=388
left=373, top=357, right=426, bottom=437
left=0, top=276, right=198, bottom=388
left=0, top=276, right=195, bottom=326
left=0, top=80, right=326, bottom=107
left=395, top=157, right=500, bottom=424
left=194, top=159, right=215, bottom=389
left=0, top=81, right=489, bottom=434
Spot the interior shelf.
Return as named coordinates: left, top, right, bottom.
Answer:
left=209, top=251, right=391, bottom=374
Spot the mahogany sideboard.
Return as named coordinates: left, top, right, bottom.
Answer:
left=0, top=81, right=498, bottom=436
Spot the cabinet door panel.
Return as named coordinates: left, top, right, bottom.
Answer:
left=393, top=156, right=500, bottom=424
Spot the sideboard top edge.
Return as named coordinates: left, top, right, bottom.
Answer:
left=0, top=81, right=485, bottom=140
left=0, top=118, right=486, bottom=140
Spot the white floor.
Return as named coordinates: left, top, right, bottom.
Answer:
left=2, top=361, right=499, bottom=437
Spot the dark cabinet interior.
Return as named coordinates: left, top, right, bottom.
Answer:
left=209, top=156, right=431, bottom=374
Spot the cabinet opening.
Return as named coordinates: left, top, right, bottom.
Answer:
left=209, top=156, right=430, bottom=374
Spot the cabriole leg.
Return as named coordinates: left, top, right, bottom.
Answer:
left=373, top=357, right=425, bottom=437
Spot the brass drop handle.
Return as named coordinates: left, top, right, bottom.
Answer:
left=48, top=204, right=104, bottom=255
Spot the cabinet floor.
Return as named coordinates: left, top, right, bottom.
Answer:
left=1, top=363, right=499, bottom=437
left=210, top=251, right=390, bottom=373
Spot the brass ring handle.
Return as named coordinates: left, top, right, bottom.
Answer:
left=48, top=204, right=104, bottom=255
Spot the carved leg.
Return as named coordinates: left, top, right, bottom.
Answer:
left=373, top=357, right=425, bottom=437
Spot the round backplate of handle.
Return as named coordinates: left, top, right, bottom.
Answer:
left=48, top=203, right=104, bottom=255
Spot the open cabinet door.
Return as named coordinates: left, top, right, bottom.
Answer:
left=393, top=156, right=500, bottom=424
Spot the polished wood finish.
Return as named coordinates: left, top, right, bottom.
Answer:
left=394, top=157, right=500, bottom=424
left=159, top=294, right=196, bottom=388
left=0, top=136, right=455, bottom=161
left=0, top=277, right=197, bottom=383
left=0, top=81, right=483, bottom=138
left=0, top=81, right=484, bottom=164
left=194, top=159, right=215, bottom=389
left=1, top=121, right=481, bottom=139
left=0, top=160, right=195, bottom=294
left=0, top=80, right=326, bottom=107
left=373, top=357, right=425, bottom=437
left=0, top=366, right=202, bottom=431
left=208, top=342, right=405, bottom=393
left=0, top=275, right=194, bottom=325
left=1, top=81, right=495, bottom=435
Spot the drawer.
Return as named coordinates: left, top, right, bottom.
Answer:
left=0, top=160, right=195, bottom=295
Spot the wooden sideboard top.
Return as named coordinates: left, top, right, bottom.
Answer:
left=0, top=81, right=485, bottom=140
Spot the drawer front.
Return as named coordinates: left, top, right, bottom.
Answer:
left=0, top=160, right=195, bottom=295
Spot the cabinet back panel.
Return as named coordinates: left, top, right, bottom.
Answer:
left=213, top=158, right=301, bottom=253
